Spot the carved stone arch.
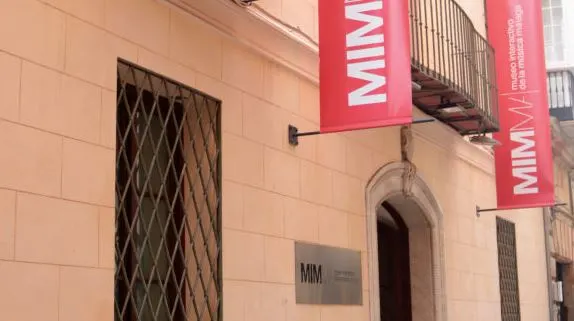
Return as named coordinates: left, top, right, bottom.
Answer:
left=365, top=161, right=447, bottom=321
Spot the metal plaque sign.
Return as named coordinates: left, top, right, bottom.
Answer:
left=294, top=242, right=363, bottom=305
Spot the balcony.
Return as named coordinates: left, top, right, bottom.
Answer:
left=547, top=70, right=574, bottom=121
left=409, top=0, right=499, bottom=135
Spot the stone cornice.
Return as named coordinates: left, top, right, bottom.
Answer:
left=163, top=0, right=319, bottom=83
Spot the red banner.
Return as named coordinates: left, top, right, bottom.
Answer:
left=318, top=0, right=412, bottom=133
left=486, top=0, right=555, bottom=209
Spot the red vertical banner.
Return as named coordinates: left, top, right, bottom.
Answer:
left=318, top=0, right=412, bottom=133
left=486, top=0, right=555, bottom=209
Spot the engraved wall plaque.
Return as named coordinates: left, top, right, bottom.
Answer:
left=294, top=241, right=363, bottom=305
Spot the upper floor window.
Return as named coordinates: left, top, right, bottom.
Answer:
left=543, top=0, right=564, bottom=62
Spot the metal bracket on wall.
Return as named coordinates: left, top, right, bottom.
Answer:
left=476, top=203, right=568, bottom=218
left=288, top=118, right=436, bottom=146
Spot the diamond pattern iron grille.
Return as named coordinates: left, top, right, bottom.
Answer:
left=496, top=217, right=521, bottom=321
left=114, top=59, right=222, bottom=321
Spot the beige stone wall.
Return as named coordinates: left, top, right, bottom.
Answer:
left=410, top=124, right=550, bottom=321
left=554, top=162, right=571, bottom=208
left=258, top=0, right=317, bottom=42
left=0, top=1, right=550, bottom=321
left=455, top=0, right=487, bottom=36
left=550, top=155, right=574, bottom=262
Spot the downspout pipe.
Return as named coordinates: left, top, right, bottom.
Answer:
left=544, top=206, right=555, bottom=321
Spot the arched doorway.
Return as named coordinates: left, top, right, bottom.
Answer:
left=366, top=162, right=446, bottom=321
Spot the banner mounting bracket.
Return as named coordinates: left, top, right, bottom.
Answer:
left=476, top=203, right=567, bottom=217
left=288, top=118, right=436, bottom=146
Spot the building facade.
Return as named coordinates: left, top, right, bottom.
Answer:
left=543, top=0, right=574, bottom=319
left=549, top=119, right=574, bottom=321
left=0, top=0, right=554, bottom=321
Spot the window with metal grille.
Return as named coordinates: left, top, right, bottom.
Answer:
left=496, top=217, right=521, bottom=321
left=114, top=59, right=222, bottom=321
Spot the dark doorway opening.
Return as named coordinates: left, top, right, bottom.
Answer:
left=377, top=201, right=413, bottom=321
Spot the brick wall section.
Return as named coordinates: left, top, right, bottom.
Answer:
left=0, top=0, right=550, bottom=321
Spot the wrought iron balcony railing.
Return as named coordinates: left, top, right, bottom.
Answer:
left=547, top=70, right=574, bottom=121
left=409, top=0, right=499, bottom=135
